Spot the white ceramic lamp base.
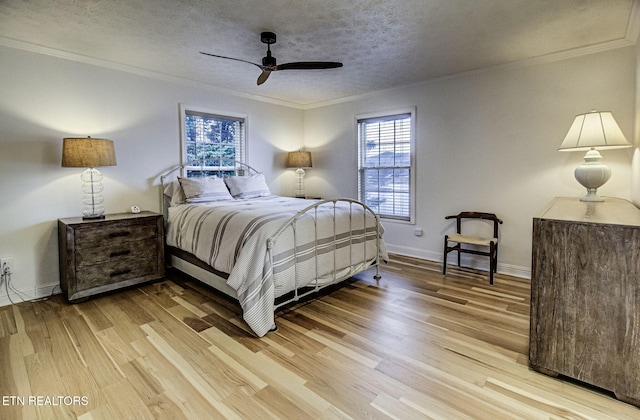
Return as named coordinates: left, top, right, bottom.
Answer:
left=574, top=149, right=611, bottom=202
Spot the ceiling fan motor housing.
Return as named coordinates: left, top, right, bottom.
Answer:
left=260, top=32, right=276, bottom=44
left=262, top=55, right=276, bottom=67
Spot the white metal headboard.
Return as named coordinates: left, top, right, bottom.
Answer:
left=161, top=159, right=259, bottom=183
left=160, top=159, right=260, bottom=217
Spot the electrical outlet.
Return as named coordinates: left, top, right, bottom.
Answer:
left=1, top=257, right=14, bottom=275
left=413, top=228, right=423, bottom=237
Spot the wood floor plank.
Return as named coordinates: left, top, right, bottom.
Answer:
left=221, top=389, right=282, bottom=420
left=89, top=299, right=147, bottom=345
left=370, top=391, right=433, bottom=420
left=1, top=336, right=36, bottom=420
left=201, top=326, right=333, bottom=416
left=61, top=315, right=125, bottom=388
left=74, top=300, right=113, bottom=333
left=130, top=335, right=226, bottom=419
left=118, top=358, right=165, bottom=403
left=101, top=379, right=155, bottom=420
left=23, top=350, right=77, bottom=419
left=0, top=305, right=17, bottom=338
left=59, top=368, right=107, bottom=414
left=255, top=385, right=321, bottom=420
left=93, top=327, right=142, bottom=367
left=76, top=404, right=116, bottom=420
left=15, top=302, right=52, bottom=354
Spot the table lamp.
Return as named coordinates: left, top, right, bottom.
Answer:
left=558, top=111, right=630, bottom=202
left=62, top=137, right=117, bottom=219
left=286, top=151, right=312, bottom=198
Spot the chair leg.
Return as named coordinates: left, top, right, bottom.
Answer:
left=442, top=236, right=448, bottom=275
left=489, top=242, right=498, bottom=286
left=494, top=245, right=499, bottom=272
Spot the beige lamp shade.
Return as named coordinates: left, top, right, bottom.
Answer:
left=286, top=151, right=312, bottom=168
left=558, top=111, right=631, bottom=152
left=62, top=137, right=117, bottom=168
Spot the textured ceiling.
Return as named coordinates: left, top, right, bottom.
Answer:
left=1, top=0, right=638, bottom=107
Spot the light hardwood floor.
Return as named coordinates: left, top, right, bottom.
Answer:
left=1, top=255, right=638, bottom=419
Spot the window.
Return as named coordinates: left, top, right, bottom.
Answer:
left=357, top=108, right=415, bottom=222
left=180, top=105, right=246, bottom=177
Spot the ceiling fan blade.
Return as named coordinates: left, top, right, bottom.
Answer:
left=257, top=70, right=271, bottom=85
left=200, top=52, right=265, bottom=70
left=275, top=62, right=343, bottom=71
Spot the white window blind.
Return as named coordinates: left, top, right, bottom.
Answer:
left=182, top=107, right=246, bottom=176
left=358, top=112, right=413, bottom=221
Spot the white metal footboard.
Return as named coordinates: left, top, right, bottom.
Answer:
left=266, top=198, right=382, bottom=310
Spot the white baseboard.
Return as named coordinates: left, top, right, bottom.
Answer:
left=0, top=282, right=61, bottom=307
left=385, top=244, right=531, bottom=279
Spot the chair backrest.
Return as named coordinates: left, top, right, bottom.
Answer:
left=445, top=212, right=503, bottom=238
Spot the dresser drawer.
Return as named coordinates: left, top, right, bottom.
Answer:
left=75, top=239, right=157, bottom=267
left=74, top=220, right=158, bottom=247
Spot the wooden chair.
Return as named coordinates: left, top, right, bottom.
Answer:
left=443, top=212, right=503, bottom=285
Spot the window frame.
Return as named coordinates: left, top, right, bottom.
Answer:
left=356, top=107, right=416, bottom=224
left=179, top=104, right=248, bottom=175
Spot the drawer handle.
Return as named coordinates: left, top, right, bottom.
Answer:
left=110, top=250, right=131, bottom=257
left=110, top=269, right=132, bottom=277
left=109, top=231, right=131, bottom=238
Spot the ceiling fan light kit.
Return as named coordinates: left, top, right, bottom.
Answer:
left=201, top=31, right=343, bottom=85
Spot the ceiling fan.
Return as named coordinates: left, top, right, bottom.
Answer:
left=200, top=31, right=343, bottom=85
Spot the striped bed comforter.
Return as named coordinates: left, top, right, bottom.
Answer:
left=166, top=196, right=387, bottom=336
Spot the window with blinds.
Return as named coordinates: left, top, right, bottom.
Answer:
left=357, top=110, right=414, bottom=221
left=180, top=105, right=246, bottom=177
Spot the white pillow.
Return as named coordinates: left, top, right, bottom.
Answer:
left=224, top=173, right=271, bottom=199
left=178, top=176, right=233, bottom=203
left=163, top=180, right=186, bottom=206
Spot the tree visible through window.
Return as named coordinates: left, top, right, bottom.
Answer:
left=181, top=107, right=246, bottom=177
left=357, top=110, right=414, bottom=221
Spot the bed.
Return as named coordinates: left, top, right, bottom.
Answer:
left=160, top=159, right=387, bottom=337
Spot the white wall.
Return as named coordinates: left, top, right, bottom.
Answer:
left=304, top=47, right=637, bottom=277
left=0, top=45, right=304, bottom=305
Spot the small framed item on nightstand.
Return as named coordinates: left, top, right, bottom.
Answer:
left=58, top=212, right=164, bottom=302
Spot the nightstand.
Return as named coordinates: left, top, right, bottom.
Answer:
left=58, top=212, right=165, bottom=302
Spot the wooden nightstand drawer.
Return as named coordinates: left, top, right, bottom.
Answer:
left=76, top=257, right=158, bottom=288
left=75, top=239, right=157, bottom=266
left=58, top=212, right=164, bottom=302
left=74, top=220, right=158, bottom=247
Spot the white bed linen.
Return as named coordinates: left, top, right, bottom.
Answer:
left=165, top=196, right=386, bottom=336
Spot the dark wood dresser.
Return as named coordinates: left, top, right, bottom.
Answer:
left=529, top=197, right=640, bottom=407
left=58, top=212, right=164, bottom=302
